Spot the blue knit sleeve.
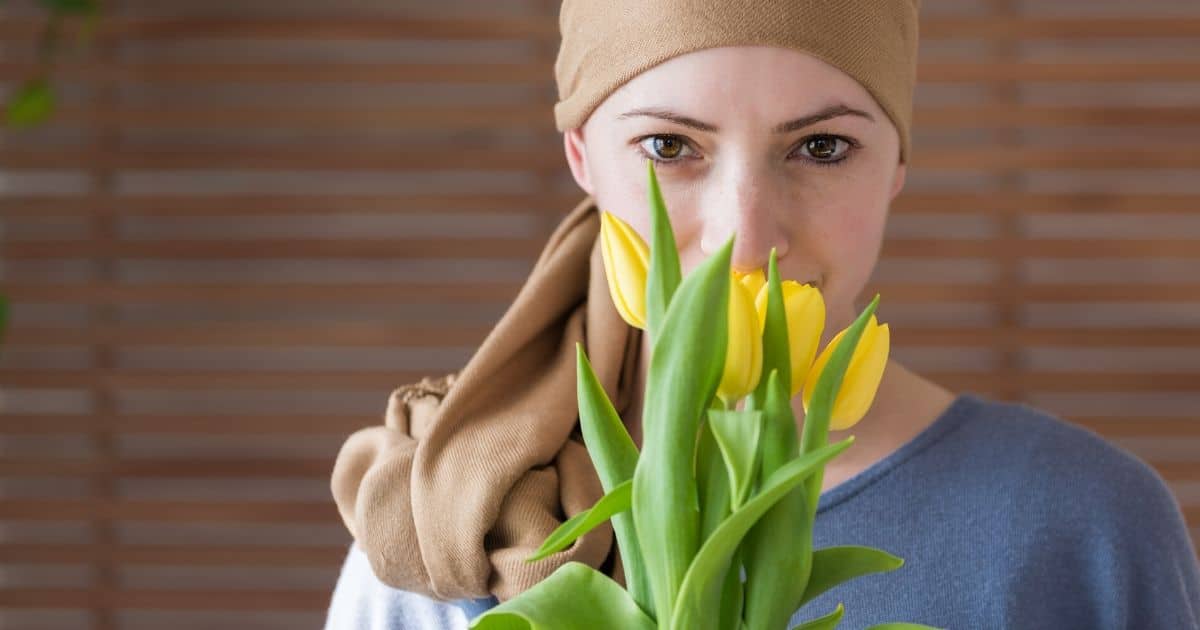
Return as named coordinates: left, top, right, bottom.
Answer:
left=322, top=542, right=499, bottom=630
left=1087, top=452, right=1200, bottom=629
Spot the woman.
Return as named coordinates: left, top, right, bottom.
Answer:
left=324, top=1, right=1200, bottom=628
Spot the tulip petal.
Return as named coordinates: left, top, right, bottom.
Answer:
left=599, top=211, right=649, bottom=329
left=717, top=277, right=763, bottom=403
left=830, top=322, right=889, bottom=431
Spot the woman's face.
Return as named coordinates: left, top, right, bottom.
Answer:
left=563, top=45, right=907, bottom=337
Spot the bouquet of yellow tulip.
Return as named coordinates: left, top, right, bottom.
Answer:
left=469, top=160, right=938, bottom=630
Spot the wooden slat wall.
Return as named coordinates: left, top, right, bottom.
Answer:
left=2, top=0, right=1198, bottom=627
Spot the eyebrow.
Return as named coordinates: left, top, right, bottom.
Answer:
left=616, top=103, right=875, bottom=133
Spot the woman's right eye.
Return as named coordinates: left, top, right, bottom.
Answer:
left=635, top=134, right=697, bottom=165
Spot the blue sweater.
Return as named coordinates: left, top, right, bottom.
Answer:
left=323, top=392, right=1200, bottom=629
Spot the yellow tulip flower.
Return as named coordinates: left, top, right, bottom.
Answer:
left=800, top=314, right=890, bottom=431
left=733, top=268, right=765, bottom=302
left=716, top=274, right=763, bottom=405
left=599, top=211, right=649, bottom=329
left=752, top=279, right=825, bottom=398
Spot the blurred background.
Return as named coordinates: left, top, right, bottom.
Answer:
left=1, top=0, right=1198, bottom=628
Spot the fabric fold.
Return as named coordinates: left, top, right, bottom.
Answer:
left=330, top=195, right=643, bottom=602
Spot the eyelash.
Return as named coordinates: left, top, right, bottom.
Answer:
left=632, top=133, right=859, bottom=169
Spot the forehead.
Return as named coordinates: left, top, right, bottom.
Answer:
left=594, top=45, right=882, bottom=127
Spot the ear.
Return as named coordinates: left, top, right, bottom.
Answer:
left=562, top=127, right=593, bottom=195
left=889, top=161, right=907, bottom=201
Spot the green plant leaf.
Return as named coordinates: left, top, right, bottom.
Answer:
left=742, top=370, right=814, bottom=630
left=799, top=294, right=880, bottom=518
left=37, top=0, right=99, bottom=13
left=695, top=414, right=731, bottom=542
left=574, top=343, right=650, bottom=614
left=643, top=158, right=681, bottom=345
left=718, top=545, right=745, bottom=630
left=670, top=436, right=855, bottom=630
left=790, top=603, right=845, bottom=630
left=633, top=231, right=733, bottom=620
left=747, top=249, right=791, bottom=410
left=468, top=561, right=655, bottom=630
left=864, top=624, right=944, bottom=630
left=525, top=479, right=631, bottom=563
left=6, top=79, right=55, bottom=128
left=706, top=408, right=763, bottom=510
left=798, top=545, right=904, bottom=608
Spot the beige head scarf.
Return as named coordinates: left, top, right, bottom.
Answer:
left=555, top=0, right=921, bottom=162
left=330, top=0, right=921, bottom=602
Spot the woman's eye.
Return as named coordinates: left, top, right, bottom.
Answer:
left=795, top=135, right=855, bottom=164
left=636, top=135, right=696, bottom=164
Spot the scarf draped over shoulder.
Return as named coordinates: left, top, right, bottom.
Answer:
left=330, top=196, right=643, bottom=601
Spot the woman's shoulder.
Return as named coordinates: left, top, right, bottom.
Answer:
left=952, top=393, right=1184, bottom=528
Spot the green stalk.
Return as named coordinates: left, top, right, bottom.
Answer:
left=575, top=344, right=652, bottom=616
left=798, top=294, right=881, bottom=519
left=633, top=235, right=733, bottom=625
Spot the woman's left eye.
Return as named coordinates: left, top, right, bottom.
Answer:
left=792, top=134, right=857, bottom=166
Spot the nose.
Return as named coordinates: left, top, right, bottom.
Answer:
left=699, top=170, right=789, bottom=273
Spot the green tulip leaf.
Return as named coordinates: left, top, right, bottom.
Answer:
left=468, top=561, right=655, bottom=630
left=525, top=479, right=630, bottom=563
left=749, top=249, right=792, bottom=409
left=742, top=370, right=815, bottom=630
left=6, top=79, right=55, bottom=128
left=696, top=414, right=731, bottom=542
left=798, top=545, right=904, bottom=608
left=670, top=436, right=855, bottom=630
left=574, top=343, right=650, bottom=612
left=790, top=602, right=845, bottom=630
left=719, top=545, right=746, bottom=630
left=643, top=158, right=682, bottom=344
left=799, top=294, right=880, bottom=516
left=633, top=231, right=732, bottom=619
left=707, top=408, right=764, bottom=510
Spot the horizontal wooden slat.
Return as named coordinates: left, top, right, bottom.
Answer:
left=0, top=543, right=345, bottom=567
left=0, top=147, right=563, bottom=171
left=2, top=413, right=374, bottom=435
left=0, top=457, right=330, bottom=478
left=0, top=61, right=554, bottom=84
left=2, top=192, right=1195, bottom=217
left=2, top=61, right=1199, bottom=85
left=4, top=282, right=521, bottom=304
left=1065, top=417, right=1200, bottom=439
left=4, top=237, right=545, bottom=260
left=20, top=103, right=1200, bottom=131
left=0, top=499, right=336, bottom=523
left=1151, top=462, right=1200, bottom=483
left=5, top=237, right=1198, bottom=259
left=0, top=587, right=327, bottom=610
left=914, top=104, right=1200, bottom=128
left=0, top=368, right=425, bottom=390
left=4, top=16, right=1200, bottom=42
left=3, top=146, right=1199, bottom=171
left=7, top=324, right=1200, bottom=348
left=8, top=282, right=1200, bottom=305
left=6, top=323, right=490, bottom=346
left=0, top=193, right=583, bottom=217
left=44, top=104, right=552, bottom=131
left=0, top=16, right=560, bottom=41
left=2, top=369, right=1198, bottom=393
